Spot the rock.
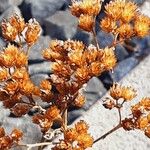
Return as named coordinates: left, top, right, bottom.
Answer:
left=84, top=77, right=107, bottom=110
left=2, top=115, right=42, bottom=146
left=72, top=29, right=93, bottom=45
left=131, top=0, right=145, bottom=5
left=140, top=0, right=150, bottom=17
left=0, top=37, right=6, bottom=50
left=68, top=77, right=107, bottom=124
left=29, top=61, right=52, bottom=76
left=44, top=9, right=78, bottom=40
left=110, top=57, right=139, bottom=82
left=97, top=31, right=114, bottom=48
left=28, top=36, right=51, bottom=62
left=0, top=103, right=41, bottom=150
left=0, top=6, right=21, bottom=23
left=115, top=44, right=129, bottom=61
left=0, top=0, right=23, bottom=13
left=30, top=74, right=49, bottom=86
left=21, top=0, right=67, bottom=24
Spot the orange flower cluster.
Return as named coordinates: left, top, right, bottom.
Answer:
left=70, top=0, right=102, bottom=32
left=32, top=106, right=61, bottom=132
left=0, top=127, right=23, bottom=150
left=53, top=120, right=93, bottom=150
left=103, top=83, right=136, bottom=109
left=121, top=97, right=150, bottom=138
left=2, top=14, right=41, bottom=46
left=43, top=39, right=116, bottom=108
left=0, top=44, right=27, bottom=68
left=100, top=0, right=150, bottom=39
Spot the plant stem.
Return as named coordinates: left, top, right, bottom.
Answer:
left=93, top=124, right=122, bottom=144
left=118, top=108, right=122, bottom=124
left=19, top=142, right=53, bottom=149
left=92, top=27, right=100, bottom=50
left=92, top=17, right=100, bottom=49
left=38, top=136, right=45, bottom=150
left=63, top=108, right=68, bottom=131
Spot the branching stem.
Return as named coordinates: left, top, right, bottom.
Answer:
left=94, top=124, right=122, bottom=144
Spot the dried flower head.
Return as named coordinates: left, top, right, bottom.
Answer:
left=110, top=83, right=136, bottom=101
left=78, top=14, right=94, bottom=32
left=25, top=19, right=41, bottom=46
left=1, top=14, right=25, bottom=41
left=74, top=94, right=86, bottom=107
left=134, top=17, right=150, bottom=37
left=100, top=17, right=117, bottom=33
left=71, top=0, right=102, bottom=17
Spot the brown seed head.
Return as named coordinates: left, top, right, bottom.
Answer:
left=78, top=14, right=94, bottom=32
left=25, top=19, right=41, bottom=46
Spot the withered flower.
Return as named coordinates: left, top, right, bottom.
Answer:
left=78, top=14, right=94, bottom=32
left=145, top=126, right=150, bottom=138
left=0, top=69, right=9, bottom=81
left=77, top=133, right=93, bottom=149
left=80, top=0, right=101, bottom=16
left=9, top=14, right=25, bottom=33
left=101, top=47, right=117, bottom=71
left=1, top=19, right=18, bottom=41
left=117, top=24, right=133, bottom=39
left=40, top=80, right=52, bottom=92
left=0, top=127, right=5, bottom=138
left=1, top=14, right=25, bottom=41
left=25, top=19, right=41, bottom=46
left=137, top=116, right=149, bottom=130
left=71, top=0, right=101, bottom=17
left=134, top=14, right=150, bottom=37
left=64, top=128, right=78, bottom=142
left=100, top=17, right=117, bottom=33
left=110, top=83, right=136, bottom=101
left=75, top=120, right=89, bottom=134
left=103, top=98, right=115, bottom=110
left=74, top=94, right=86, bottom=107
left=10, top=128, right=23, bottom=141
left=44, top=105, right=61, bottom=121
left=122, top=118, right=135, bottom=131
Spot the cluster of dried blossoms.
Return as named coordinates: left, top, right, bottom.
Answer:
left=53, top=120, right=93, bottom=150
left=0, top=127, right=23, bottom=149
left=100, top=0, right=150, bottom=40
left=123, top=97, right=150, bottom=138
left=71, top=0, right=102, bottom=32
left=0, top=0, right=150, bottom=150
left=102, top=83, right=150, bottom=140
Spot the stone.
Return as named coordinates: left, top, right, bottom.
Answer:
left=97, top=31, right=114, bottom=48
left=28, top=36, right=51, bottom=62
left=29, top=61, right=52, bottom=76
left=0, top=0, right=23, bottom=13
left=0, top=37, right=6, bottom=50
left=115, top=44, right=129, bottom=61
left=110, top=57, right=139, bottom=82
left=30, top=73, right=49, bottom=86
left=72, top=29, right=93, bottom=45
left=44, top=9, right=78, bottom=40
left=84, top=77, right=107, bottom=110
left=68, top=77, right=107, bottom=124
left=140, top=0, right=150, bottom=17
left=21, top=0, right=67, bottom=24
left=0, top=6, right=21, bottom=23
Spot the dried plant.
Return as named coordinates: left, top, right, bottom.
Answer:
left=0, top=0, right=150, bottom=150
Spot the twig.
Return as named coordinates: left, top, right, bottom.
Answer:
left=92, top=17, right=100, bottom=49
left=92, top=27, right=100, bottom=50
left=93, top=123, right=122, bottom=144
left=38, top=135, right=45, bottom=150
left=19, top=142, right=54, bottom=150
